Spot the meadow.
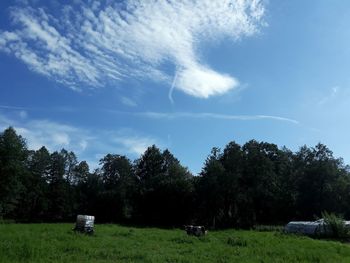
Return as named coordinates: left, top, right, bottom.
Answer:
left=1, top=224, right=350, bottom=263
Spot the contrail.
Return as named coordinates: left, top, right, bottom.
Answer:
left=0, top=105, right=27, bottom=110
left=168, top=71, right=178, bottom=105
left=133, top=111, right=300, bottom=125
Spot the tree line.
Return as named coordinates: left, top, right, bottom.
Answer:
left=1, top=126, right=350, bottom=228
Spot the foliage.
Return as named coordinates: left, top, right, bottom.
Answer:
left=321, top=211, right=350, bottom=239
left=1, top=126, right=350, bottom=229
left=0, top=127, right=28, bottom=217
left=134, top=146, right=194, bottom=226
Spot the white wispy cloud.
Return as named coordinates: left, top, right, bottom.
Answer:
left=113, top=135, right=156, bottom=155
left=0, top=0, right=265, bottom=98
left=318, top=86, right=339, bottom=105
left=13, top=120, right=84, bottom=152
left=0, top=113, right=14, bottom=130
left=0, top=112, right=160, bottom=164
left=121, top=96, right=137, bottom=107
left=18, top=110, right=28, bottom=119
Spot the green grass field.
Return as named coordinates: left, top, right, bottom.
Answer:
left=1, top=224, right=350, bottom=262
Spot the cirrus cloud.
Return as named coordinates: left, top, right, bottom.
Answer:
left=0, top=0, right=265, bottom=98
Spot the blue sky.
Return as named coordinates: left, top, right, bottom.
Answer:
left=1, top=0, right=350, bottom=173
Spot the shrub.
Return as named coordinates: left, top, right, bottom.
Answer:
left=0, top=218, right=15, bottom=224
left=321, top=211, right=350, bottom=239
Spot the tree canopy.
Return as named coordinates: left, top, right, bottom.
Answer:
left=1, top=126, right=350, bottom=228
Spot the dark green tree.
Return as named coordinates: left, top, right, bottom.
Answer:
left=98, top=154, right=135, bottom=222
left=17, top=146, right=50, bottom=221
left=219, top=141, right=245, bottom=227
left=241, top=141, right=281, bottom=225
left=197, top=147, right=225, bottom=228
left=47, top=150, right=72, bottom=221
left=74, top=161, right=90, bottom=184
left=295, top=143, right=345, bottom=219
left=0, top=127, right=28, bottom=218
left=135, top=146, right=194, bottom=226
left=76, top=170, right=104, bottom=218
left=159, top=149, right=194, bottom=225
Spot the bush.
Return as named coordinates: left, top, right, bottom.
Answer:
left=0, top=218, right=16, bottom=224
left=321, top=211, right=350, bottom=239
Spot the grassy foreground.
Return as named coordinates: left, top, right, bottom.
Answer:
left=1, top=224, right=350, bottom=262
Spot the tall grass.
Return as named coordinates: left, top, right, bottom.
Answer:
left=1, top=224, right=350, bottom=262
left=253, top=225, right=283, bottom=232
